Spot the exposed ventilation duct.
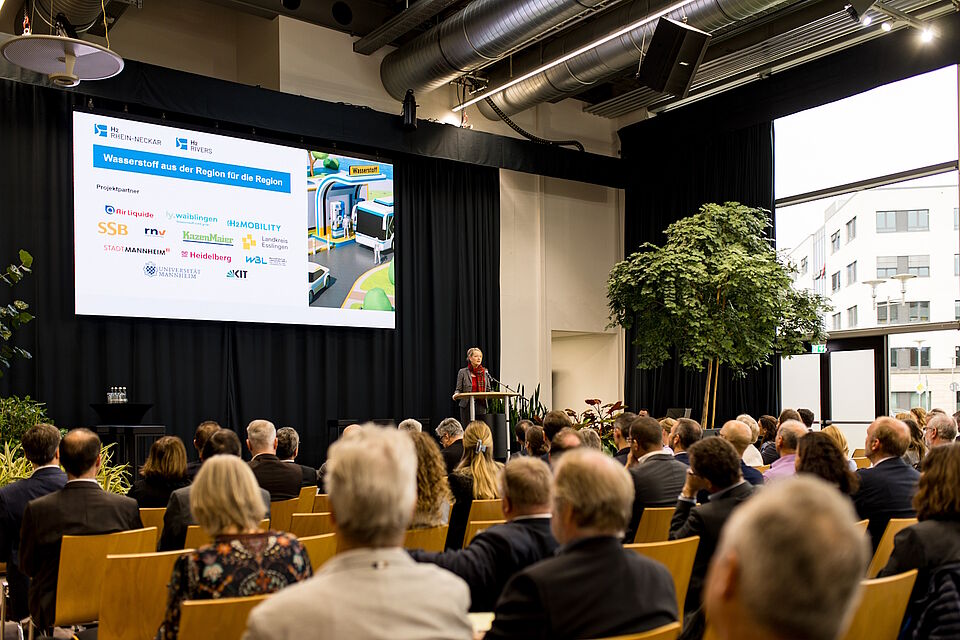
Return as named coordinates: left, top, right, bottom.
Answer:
left=379, top=0, right=607, bottom=101
left=18, top=0, right=112, bottom=33
left=477, top=0, right=792, bottom=118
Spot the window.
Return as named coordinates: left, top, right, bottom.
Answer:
left=847, top=305, right=858, bottom=327
left=956, top=346, right=960, bottom=367
left=878, top=302, right=901, bottom=324
left=890, top=347, right=931, bottom=369
left=955, top=207, right=959, bottom=230
left=908, top=301, right=930, bottom=323
left=955, top=254, right=959, bottom=276
left=831, top=231, right=840, bottom=253
left=831, top=272, right=841, bottom=292
left=908, top=209, right=929, bottom=231
left=800, top=257, right=808, bottom=275
left=876, top=209, right=931, bottom=232
left=956, top=300, right=960, bottom=320
left=890, top=349, right=898, bottom=368
left=908, top=255, right=930, bottom=277
left=877, top=256, right=899, bottom=278
left=890, top=392, right=923, bottom=412
left=832, top=312, right=841, bottom=330
left=876, top=255, right=930, bottom=278
left=846, top=261, right=857, bottom=286
left=846, top=217, right=856, bottom=242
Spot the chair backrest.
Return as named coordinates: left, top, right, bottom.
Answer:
left=298, top=533, right=338, bottom=571
left=139, top=508, right=166, bottom=543
left=839, top=570, right=918, bottom=640
left=403, top=525, right=449, bottom=552
left=183, top=519, right=270, bottom=549
left=268, top=498, right=300, bottom=532
left=867, top=518, right=918, bottom=578
left=312, top=493, right=331, bottom=513
left=853, top=457, right=871, bottom=469
left=54, top=527, right=157, bottom=626
left=290, top=512, right=335, bottom=538
left=754, top=464, right=770, bottom=473
left=98, top=549, right=192, bottom=640
left=633, top=507, right=676, bottom=544
left=587, top=621, right=682, bottom=640
left=467, top=499, right=504, bottom=522
left=297, top=486, right=317, bottom=514
left=177, top=594, right=270, bottom=640
left=625, top=537, right=699, bottom=619
left=463, top=519, right=506, bottom=548
left=854, top=519, right=869, bottom=536
left=852, top=448, right=865, bottom=458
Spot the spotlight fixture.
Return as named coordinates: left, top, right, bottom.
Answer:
left=921, top=27, right=934, bottom=42
left=402, top=89, right=417, bottom=130
left=282, top=0, right=302, bottom=8
left=872, top=2, right=936, bottom=39
left=861, top=15, right=872, bottom=26
left=881, top=21, right=892, bottom=31
left=844, top=0, right=876, bottom=22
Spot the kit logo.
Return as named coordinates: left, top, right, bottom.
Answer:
left=98, top=222, right=128, bottom=236
left=94, top=123, right=108, bottom=137
left=242, top=234, right=256, bottom=250
left=144, top=228, right=166, bottom=237
left=226, top=269, right=248, bottom=279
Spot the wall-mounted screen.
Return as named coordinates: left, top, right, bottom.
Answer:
left=73, top=111, right=395, bottom=328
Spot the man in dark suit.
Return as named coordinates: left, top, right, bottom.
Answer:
left=276, top=426, right=318, bottom=487
left=19, top=428, right=142, bottom=631
left=854, top=416, right=920, bottom=551
left=486, top=449, right=677, bottom=640
left=612, top=412, right=636, bottom=466
left=0, top=424, right=67, bottom=621
left=435, top=418, right=465, bottom=473
left=624, top=416, right=687, bottom=542
left=669, top=418, right=702, bottom=466
left=719, top=420, right=764, bottom=486
left=409, top=456, right=557, bottom=610
left=186, top=420, right=220, bottom=481
left=159, top=429, right=271, bottom=551
left=247, top=419, right=302, bottom=501
left=670, top=436, right=754, bottom=614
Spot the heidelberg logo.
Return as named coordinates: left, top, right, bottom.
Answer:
left=226, top=269, right=248, bottom=279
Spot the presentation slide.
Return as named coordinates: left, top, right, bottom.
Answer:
left=73, top=112, right=395, bottom=329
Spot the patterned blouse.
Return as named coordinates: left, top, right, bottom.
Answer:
left=159, top=531, right=313, bottom=640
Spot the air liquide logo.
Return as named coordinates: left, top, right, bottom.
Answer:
left=94, top=124, right=108, bottom=137
left=105, top=205, right=115, bottom=215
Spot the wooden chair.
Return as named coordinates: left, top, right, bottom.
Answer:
left=754, top=464, right=770, bottom=473
left=467, top=499, right=504, bottom=522
left=853, top=457, right=871, bottom=469
left=463, top=519, right=506, bottom=547
left=290, top=512, right=335, bottom=538
left=588, top=621, right=682, bottom=640
left=178, top=594, right=270, bottom=640
left=852, top=448, right=865, bottom=458
left=625, top=537, right=699, bottom=619
left=839, top=570, right=918, bottom=640
left=139, top=507, right=166, bottom=544
left=633, top=507, right=676, bottom=543
left=268, top=498, right=300, bottom=532
left=855, top=519, right=870, bottom=536
left=866, top=518, right=917, bottom=578
left=98, top=549, right=193, bottom=640
left=403, top=525, right=449, bottom=552
left=312, top=493, right=331, bottom=513
left=298, top=533, right=338, bottom=571
left=183, top=519, right=270, bottom=549
left=297, top=485, right=317, bottom=513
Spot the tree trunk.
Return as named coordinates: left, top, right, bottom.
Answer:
left=702, top=359, right=713, bottom=426
left=711, top=358, right=720, bottom=429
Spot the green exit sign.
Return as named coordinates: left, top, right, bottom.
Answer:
left=811, top=344, right=827, bottom=354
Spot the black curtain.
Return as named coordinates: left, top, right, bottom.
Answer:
left=0, top=79, right=500, bottom=465
left=619, top=121, right=779, bottom=423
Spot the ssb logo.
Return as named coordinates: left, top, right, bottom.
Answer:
left=98, top=221, right=128, bottom=236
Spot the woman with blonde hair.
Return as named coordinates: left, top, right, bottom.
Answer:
left=159, top=455, right=312, bottom=640
left=446, top=421, right=503, bottom=549
left=896, top=412, right=927, bottom=470
left=820, top=425, right=858, bottom=472
left=408, top=431, right=454, bottom=528
left=128, top=436, right=189, bottom=508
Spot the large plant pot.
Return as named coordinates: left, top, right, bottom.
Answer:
left=483, top=413, right=508, bottom=460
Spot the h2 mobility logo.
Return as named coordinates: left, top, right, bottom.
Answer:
left=182, top=231, right=232, bottom=247
left=105, top=205, right=154, bottom=219
left=226, top=270, right=248, bottom=279
left=166, top=211, right=217, bottom=226
left=227, top=220, right=281, bottom=232
left=94, top=124, right=108, bottom=137
left=241, top=234, right=257, bottom=250
left=143, top=262, right=200, bottom=280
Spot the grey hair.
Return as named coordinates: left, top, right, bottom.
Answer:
left=246, top=419, right=276, bottom=451
left=276, top=427, right=299, bottom=460
left=777, top=420, right=807, bottom=451
left=435, top=418, right=463, bottom=439
left=579, top=428, right=602, bottom=450
left=928, top=413, right=959, bottom=443
left=736, top=414, right=760, bottom=441
left=552, top=449, right=634, bottom=535
left=398, top=419, right=423, bottom=433
left=715, top=475, right=869, bottom=640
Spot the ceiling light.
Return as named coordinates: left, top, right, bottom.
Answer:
left=920, top=28, right=934, bottom=42
left=861, top=15, right=872, bottom=26
left=881, top=21, right=892, bottom=31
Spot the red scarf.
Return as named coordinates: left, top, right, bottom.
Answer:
left=469, top=363, right=488, bottom=392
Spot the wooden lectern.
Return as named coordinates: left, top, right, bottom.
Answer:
left=454, top=391, right=520, bottom=459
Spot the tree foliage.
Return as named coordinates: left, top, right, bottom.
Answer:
left=0, top=250, right=34, bottom=376
left=607, top=203, right=830, bottom=377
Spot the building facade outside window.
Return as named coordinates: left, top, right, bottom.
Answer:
left=847, top=305, right=858, bottom=328
left=846, top=217, right=856, bottom=242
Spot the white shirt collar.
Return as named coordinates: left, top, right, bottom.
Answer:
left=638, top=449, right=665, bottom=464
left=511, top=513, right=552, bottom=521
left=32, top=463, right=60, bottom=474
left=66, top=478, right=100, bottom=486
left=870, top=456, right=895, bottom=468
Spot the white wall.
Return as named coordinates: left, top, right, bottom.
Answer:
left=552, top=332, right=622, bottom=412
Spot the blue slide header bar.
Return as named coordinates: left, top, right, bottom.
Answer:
left=92, top=145, right=291, bottom=193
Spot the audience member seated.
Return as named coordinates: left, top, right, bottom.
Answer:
left=159, top=455, right=312, bottom=640
left=159, top=430, right=271, bottom=551
left=512, top=419, right=533, bottom=456
left=612, top=412, right=637, bottom=465
left=924, top=412, right=958, bottom=449
left=854, top=416, right=920, bottom=551
left=720, top=421, right=764, bottom=486
left=542, top=409, right=573, bottom=444
left=276, top=426, right=318, bottom=487
left=735, top=414, right=763, bottom=466
left=668, top=418, right=701, bottom=466
left=762, top=420, right=807, bottom=482
left=244, top=426, right=473, bottom=640
left=795, top=431, right=859, bottom=497
left=821, top=425, right=857, bottom=471
left=704, top=476, right=870, bottom=640
left=524, top=425, right=549, bottom=461
left=624, top=416, right=688, bottom=543
left=20, top=428, right=142, bottom=632
left=127, top=436, right=190, bottom=508
left=798, top=407, right=815, bottom=429
left=669, top=436, right=754, bottom=614
left=549, top=427, right=582, bottom=465
left=911, top=406, right=928, bottom=431
left=409, top=431, right=453, bottom=528
left=485, top=449, right=677, bottom=640
left=659, top=417, right=676, bottom=454
left=436, top=417, right=465, bottom=473
left=0, top=424, right=66, bottom=622
left=447, top=421, right=504, bottom=549
left=896, top=413, right=926, bottom=470
left=186, top=420, right=220, bottom=481
left=409, top=457, right=558, bottom=611
left=758, top=414, right=779, bottom=465
left=579, top=428, right=602, bottom=450
left=317, top=423, right=361, bottom=488
left=398, top=418, right=423, bottom=433
left=879, top=443, right=960, bottom=637
left=246, top=419, right=302, bottom=501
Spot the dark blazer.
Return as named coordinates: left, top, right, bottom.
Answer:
left=485, top=536, right=677, bottom=640
left=249, top=454, right=303, bottom=501
left=127, top=475, right=189, bottom=508
left=294, top=462, right=319, bottom=487
left=158, top=484, right=271, bottom=552
left=441, top=440, right=464, bottom=474
left=409, top=517, right=558, bottom=611
left=670, top=481, right=755, bottom=612
left=19, top=481, right=142, bottom=630
left=674, top=451, right=690, bottom=466
left=760, top=441, right=779, bottom=465
left=624, top=453, right=688, bottom=543
left=185, top=460, right=202, bottom=482
left=613, top=447, right=631, bottom=466
left=446, top=472, right=474, bottom=550
left=853, top=457, right=920, bottom=551
left=740, top=461, right=764, bottom=486
left=455, top=367, right=493, bottom=410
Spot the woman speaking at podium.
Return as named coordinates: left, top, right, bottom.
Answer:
left=453, top=347, right=493, bottom=428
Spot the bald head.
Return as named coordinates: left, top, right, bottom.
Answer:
left=60, top=428, right=101, bottom=478
left=866, top=417, right=910, bottom=462
left=720, top=420, right=754, bottom=455
left=341, top=424, right=362, bottom=439
left=776, top=420, right=807, bottom=455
